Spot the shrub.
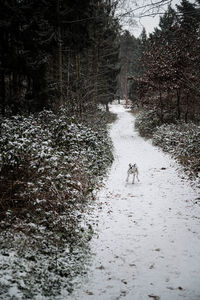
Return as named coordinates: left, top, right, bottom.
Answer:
left=152, top=122, right=200, bottom=176
left=0, top=108, right=113, bottom=229
left=134, top=110, right=161, bottom=138
left=135, top=109, right=200, bottom=181
left=0, top=108, right=114, bottom=298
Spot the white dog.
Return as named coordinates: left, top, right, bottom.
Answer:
left=126, top=163, right=139, bottom=184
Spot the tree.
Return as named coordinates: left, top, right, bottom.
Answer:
left=134, top=0, right=200, bottom=122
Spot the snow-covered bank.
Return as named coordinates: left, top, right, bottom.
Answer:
left=69, top=103, right=200, bottom=300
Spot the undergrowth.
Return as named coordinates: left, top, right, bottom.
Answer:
left=135, top=110, right=200, bottom=182
left=134, top=110, right=161, bottom=138
left=153, top=123, right=200, bottom=178
left=0, top=107, right=114, bottom=298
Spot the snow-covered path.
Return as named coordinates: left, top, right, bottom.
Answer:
left=69, top=104, right=200, bottom=300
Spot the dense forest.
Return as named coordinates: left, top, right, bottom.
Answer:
left=2, top=0, right=199, bottom=120
left=0, top=0, right=120, bottom=115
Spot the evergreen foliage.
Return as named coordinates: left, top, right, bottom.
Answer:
left=0, top=0, right=120, bottom=115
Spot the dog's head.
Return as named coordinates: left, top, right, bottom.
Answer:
left=129, top=163, right=136, bottom=169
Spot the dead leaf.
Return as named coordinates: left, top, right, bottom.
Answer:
left=121, top=279, right=127, bottom=284
left=85, top=290, right=94, bottom=295
left=148, top=295, right=160, bottom=300
left=96, top=265, right=105, bottom=270
left=149, top=264, right=154, bottom=269
left=129, top=263, right=136, bottom=267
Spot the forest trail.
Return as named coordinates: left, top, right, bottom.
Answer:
left=69, top=103, right=200, bottom=300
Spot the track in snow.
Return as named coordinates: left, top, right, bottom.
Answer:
left=68, top=103, right=200, bottom=300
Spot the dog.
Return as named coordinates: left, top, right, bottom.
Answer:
left=126, top=163, right=139, bottom=184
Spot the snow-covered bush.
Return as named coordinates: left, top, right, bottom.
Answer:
left=0, top=108, right=113, bottom=228
left=135, top=110, right=200, bottom=179
left=152, top=122, right=200, bottom=176
left=0, top=105, right=115, bottom=298
left=0, top=107, right=114, bottom=298
left=134, top=110, right=161, bottom=137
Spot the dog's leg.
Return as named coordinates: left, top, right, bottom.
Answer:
left=132, top=173, right=135, bottom=184
left=126, top=173, right=129, bottom=182
left=136, top=170, right=140, bottom=182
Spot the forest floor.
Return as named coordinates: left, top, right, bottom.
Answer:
left=68, top=102, right=200, bottom=300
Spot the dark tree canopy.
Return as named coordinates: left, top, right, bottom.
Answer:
left=0, top=0, right=120, bottom=116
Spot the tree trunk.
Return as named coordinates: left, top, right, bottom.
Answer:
left=57, top=0, right=63, bottom=107
left=124, top=58, right=128, bottom=107
left=76, top=53, right=82, bottom=117
left=158, top=82, right=163, bottom=122
left=185, top=93, right=189, bottom=123
left=67, top=48, right=70, bottom=101
left=176, top=89, right=181, bottom=120
left=1, top=70, right=5, bottom=115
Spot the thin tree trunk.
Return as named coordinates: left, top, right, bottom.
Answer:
left=176, top=89, right=181, bottom=120
left=67, top=48, right=70, bottom=100
left=185, top=93, right=189, bottom=123
left=57, top=0, right=63, bottom=107
left=159, top=82, right=163, bottom=122
left=76, top=53, right=82, bottom=117
left=1, top=70, right=5, bottom=115
left=124, top=57, right=128, bottom=107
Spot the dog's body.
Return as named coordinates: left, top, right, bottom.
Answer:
left=126, top=163, right=139, bottom=184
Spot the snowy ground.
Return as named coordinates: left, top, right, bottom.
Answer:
left=68, top=103, right=200, bottom=300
